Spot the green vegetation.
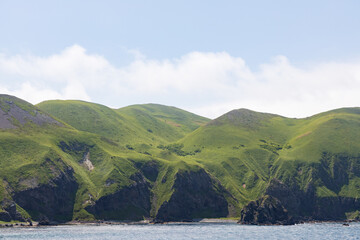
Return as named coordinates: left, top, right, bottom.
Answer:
left=1, top=95, right=360, bottom=223
left=346, top=210, right=360, bottom=220
left=157, top=143, right=198, bottom=156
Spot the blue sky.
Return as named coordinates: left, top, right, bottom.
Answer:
left=1, top=0, right=360, bottom=118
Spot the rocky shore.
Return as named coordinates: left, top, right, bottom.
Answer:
left=2, top=218, right=359, bottom=228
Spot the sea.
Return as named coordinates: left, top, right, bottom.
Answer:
left=0, top=222, right=359, bottom=240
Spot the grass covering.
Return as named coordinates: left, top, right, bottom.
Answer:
left=1, top=95, right=360, bottom=222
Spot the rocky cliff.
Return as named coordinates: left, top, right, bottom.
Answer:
left=1, top=95, right=360, bottom=224
left=86, top=172, right=152, bottom=220
left=239, top=195, right=293, bottom=225
left=155, top=169, right=232, bottom=222
left=240, top=178, right=360, bottom=225
left=1, top=158, right=78, bottom=224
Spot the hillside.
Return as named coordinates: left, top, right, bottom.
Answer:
left=38, top=101, right=209, bottom=144
left=1, top=95, right=360, bottom=225
left=117, top=103, right=209, bottom=142
left=1, top=96, right=216, bottom=224
left=0, top=95, right=64, bottom=129
left=181, top=108, right=360, bottom=223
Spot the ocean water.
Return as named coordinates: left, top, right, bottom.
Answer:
left=0, top=222, right=359, bottom=240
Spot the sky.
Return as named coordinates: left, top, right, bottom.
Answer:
left=1, top=0, right=360, bottom=119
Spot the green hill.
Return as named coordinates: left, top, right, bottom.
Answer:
left=38, top=101, right=209, bottom=144
left=180, top=108, right=360, bottom=222
left=117, top=103, right=209, bottom=142
left=1, top=95, right=360, bottom=225
left=1, top=96, right=215, bottom=224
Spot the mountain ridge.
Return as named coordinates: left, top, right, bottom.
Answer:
left=1, top=94, right=360, bottom=225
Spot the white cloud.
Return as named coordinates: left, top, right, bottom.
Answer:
left=0, top=45, right=360, bottom=119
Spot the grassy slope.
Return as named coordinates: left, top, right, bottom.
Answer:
left=2, top=95, right=360, bottom=221
left=180, top=108, right=360, bottom=207
left=37, top=100, right=144, bottom=142
left=118, top=104, right=209, bottom=141
left=38, top=101, right=209, bottom=147
left=0, top=99, right=208, bottom=220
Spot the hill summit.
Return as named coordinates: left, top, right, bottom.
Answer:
left=0, top=94, right=360, bottom=225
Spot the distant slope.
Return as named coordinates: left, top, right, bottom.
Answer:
left=37, top=100, right=142, bottom=142
left=38, top=101, right=209, bottom=144
left=117, top=104, right=209, bottom=142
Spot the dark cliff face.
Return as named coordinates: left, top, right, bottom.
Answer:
left=313, top=197, right=360, bottom=220
left=265, top=178, right=315, bottom=218
left=240, top=178, right=360, bottom=224
left=155, top=169, right=230, bottom=222
left=239, top=152, right=360, bottom=225
left=86, top=172, right=152, bottom=220
left=239, top=195, right=293, bottom=225
left=133, top=160, right=159, bottom=182
left=12, top=164, right=78, bottom=223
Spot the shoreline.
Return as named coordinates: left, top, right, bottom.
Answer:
left=1, top=218, right=359, bottom=228
left=64, top=218, right=239, bottom=226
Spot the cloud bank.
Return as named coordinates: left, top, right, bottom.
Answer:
left=0, top=45, right=360, bottom=118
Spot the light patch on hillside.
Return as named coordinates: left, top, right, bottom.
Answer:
left=296, top=131, right=312, bottom=140
left=81, top=151, right=94, bottom=171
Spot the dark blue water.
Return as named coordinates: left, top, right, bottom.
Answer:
left=0, top=222, right=359, bottom=240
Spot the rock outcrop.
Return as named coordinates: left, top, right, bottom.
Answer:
left=313, top=196, right=360, bottom=220
left=155, top=169, right=231, bottom=222
left=133, top=160, right=159, bottom=182
left=239, top=195, right=294, bottom=225
left=12, top=162, right=78, bottom=223
left=0, top=199, right=27, bottom=222
left=265, top=178, right=315, bottom=219
left=86, top=172, right=152, bottom=220
left=80, top=151, right=94, bottom=171
left=240, top=178, right=360, bottom=224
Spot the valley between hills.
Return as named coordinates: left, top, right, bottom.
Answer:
left=0, top=94, right=360, bottom=225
